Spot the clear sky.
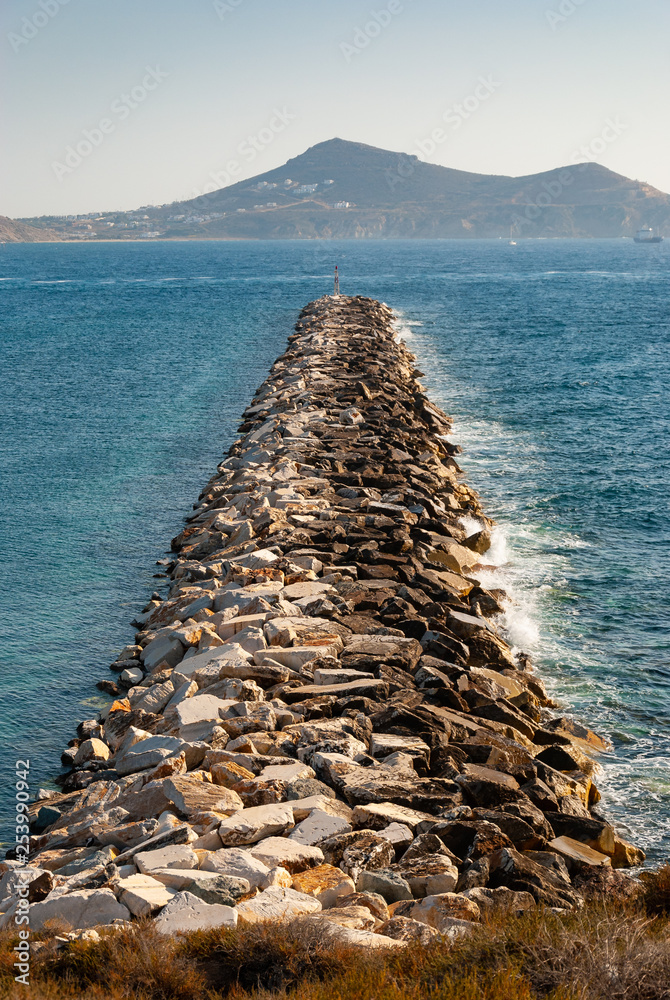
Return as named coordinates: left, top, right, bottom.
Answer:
left=2, top=0, right=669, bottom=217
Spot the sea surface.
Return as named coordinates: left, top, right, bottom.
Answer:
left=1, top=239, right=669, bottom=863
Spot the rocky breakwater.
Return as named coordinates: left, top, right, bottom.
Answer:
left=6, top=295, right=644, bottom=948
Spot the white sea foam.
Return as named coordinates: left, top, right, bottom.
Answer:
left=392, top=311, right=423, bottom=343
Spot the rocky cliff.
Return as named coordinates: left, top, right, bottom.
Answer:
left=0, top=216, right=61, bottom=242
left=4, top=295, right=642, bottom=945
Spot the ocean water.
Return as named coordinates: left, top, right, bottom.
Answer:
left=1, top=239, right=669, bottom=863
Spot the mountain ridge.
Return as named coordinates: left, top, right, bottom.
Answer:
left=13, top=138, right=670, bottom=240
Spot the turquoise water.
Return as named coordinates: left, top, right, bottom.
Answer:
left=1, top=239, right=669, bottom=863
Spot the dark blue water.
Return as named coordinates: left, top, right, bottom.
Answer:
left=1, top=240, right=669, bottom=863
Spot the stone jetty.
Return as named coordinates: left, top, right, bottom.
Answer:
left=3, top=295, right=644, bottom=946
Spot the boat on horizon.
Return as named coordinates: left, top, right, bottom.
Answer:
left=634, top=227, right=663, bottom=244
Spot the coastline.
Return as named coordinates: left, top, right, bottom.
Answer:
left=3, top=235, right=655, bottom=244
left=2, top=294, right=644, bottom=941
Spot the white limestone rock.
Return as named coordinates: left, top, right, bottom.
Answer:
left=134, top=681, right=175, bottom=716
left=117, top=874, right=177, bottom=917
left=135, top=843, right=199, bottom=875
left=201, top=847, right=270, bottom=889
left=377, top=823, right=414, bottom=851
left=154, top=891, right=238, bottom=934
left=163, top=775, right=243, bottom=817
left=248, top=837, right=324, bottom=874
left=254, top=645, right=341, bottom=670
left=218, top=803, right=295, bottom=846
left=141, top=632, right=185, bottom=671
left=288, top=809, right=352, bottom=847
left=236, top=886, right=322, bottom=924
left=115, top=735, right=185, bottom=776
left=150, top=868, right=250, bottom=905
left=176, top=694, right=236, bottom=727
left=351, top=802, right=435, bottom=832
left=259, top=762, right=315, bottom=784
left=288, top=796, right=353, bottom=823
left=30, top=889, right=130, bottom=932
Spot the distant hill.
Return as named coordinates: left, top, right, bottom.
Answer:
left=11, top=138, right=670, bottom=240
left=0, top=216, right=61, bottom=242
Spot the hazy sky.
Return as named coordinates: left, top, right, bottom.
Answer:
left=2, top=0, right=669, bottom=217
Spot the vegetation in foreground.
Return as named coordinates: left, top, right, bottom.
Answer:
left=2, top=867, right=670, bottom=1000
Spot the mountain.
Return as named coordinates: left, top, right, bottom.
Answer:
left=0, top=216, right=61, bottom=242
left=13, top=138, right=670, bottom=240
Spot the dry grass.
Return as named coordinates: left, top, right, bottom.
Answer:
left=3, top=890, right=670, bottom=1000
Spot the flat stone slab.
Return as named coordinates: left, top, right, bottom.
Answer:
left=259, top=763, right=315, bottom=783
left=289, top=796, right=353, bottom=823
left=288, top=809, right=352, bottom=846
left=255, top=645, right=341, bottom=670
left=351, top=802, right=435, bottom=832
left=200, top=847, right=271, bottom=888
left=135, top=844, right=199, bottom=875
left=115, top=735, right=185, bottom=776
left=281, top=581, right=336, bottom=600
left=313, top=668, right=374, bottom=685
left=176, top=694, right=236, bottom=727
left=248, top=837, right=324, bottom=874
left=154, top=891, right=238, bottom=934
left=174, top=646, right=251, bottom=680
left=282, top=678, right=389, bottom=704
left=369, top=734, right=430, bottom=762
left=236, top=886, right=322, bottom=923
left=549, top=836, right=612, bottom=868
left=150, top=868, right=250, bottom=906
left=218, top=803, right=296, bottom=846
left=117, top=874, right=177, bottom=917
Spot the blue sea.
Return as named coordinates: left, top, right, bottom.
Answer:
left=1, top=239, right=669, bottom=863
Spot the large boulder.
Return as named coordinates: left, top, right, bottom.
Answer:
left=30, top=889, right=130, bottom=931
left=236, top=886, right=322, bottom=923
left=487, top=848, right=582, bottom=908
left=154, top=891, right=238, bottom=934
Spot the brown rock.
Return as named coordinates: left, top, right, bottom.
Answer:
left=392, top=891, right=481, bottom=927
left=457, top=764, right=521, bottom=808
left=611, top=837, right=646, bottom=869
left=319, top=831, right=395, bottom=881
left=291, top=864, right=356, bottom=907
left=543, top=812, right=615, bottom=857
left=163, top=776, right=243, bottom=818
left=379, top=915, right=442, bottom=945
left=488, top=847, right=581, bottom=908
left=335, top=891, right=390, bottom=922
